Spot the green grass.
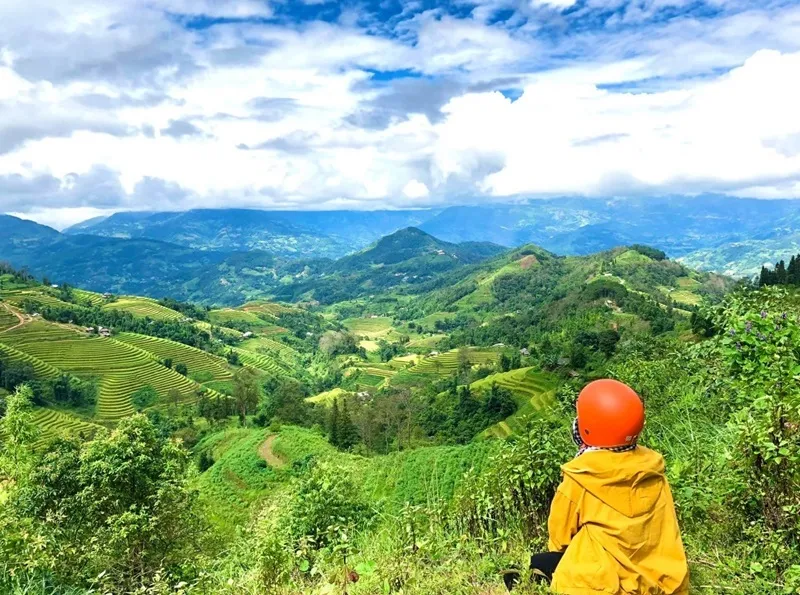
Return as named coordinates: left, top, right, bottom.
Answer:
left=614, top=249, right=654, bottom=264
left=269, top=426, right=502, bottom=509
left=102, top=297, right=183, bottom=321
left=115, top=332, right=233, bottom=381
left=471, top=367, right=559, bottom=438
left=195, top=427, right=277, bottom=529
left=194, top=320, right=243, bottom=339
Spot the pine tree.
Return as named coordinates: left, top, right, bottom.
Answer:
left=760, top=266, right=772, bottom=287
left=776, top=260, right=788, bottom=285
left=788, top=255, right=800, bottom=286
left=329, top=398, right=341, bottom=447
left=338, top=398, right=359, bottom=450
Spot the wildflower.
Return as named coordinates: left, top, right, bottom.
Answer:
left=735, top=342, right=742, bottom=351
left=757, top=333, right=767, bottom=341
left=745, top=321, right=752, bottom=333
left=729, top=329, right=736, bottom=336
left=760, top=310, right=768, bottom=319
left=781, top=312, right=787, bottom=320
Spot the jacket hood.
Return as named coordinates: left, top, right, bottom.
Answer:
left=561, top=446, right=666, bottom=518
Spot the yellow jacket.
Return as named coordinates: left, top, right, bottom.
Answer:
left=548, top=447, right=689, bottom=594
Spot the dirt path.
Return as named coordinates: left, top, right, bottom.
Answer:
left=0, top=303, right=28, bottom=334
left=258, top=434, right=287, bottom=469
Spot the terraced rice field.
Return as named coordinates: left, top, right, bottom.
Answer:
left=343, top=317, right=394, bottom=337
left=1, top=320, right=83, bottom=345
left=356, top=373, right=386, bottom=389
left=32, top=409, right=100, bottom=447
left=306, top=387, right=348, bottom=406
left=115, top=333, right=232, bottom=381
left=0, top=307, right=18, bottom=332
left=73, top=289, right=106, bottom=306
left=14, top=337, right=200, bottom=420
left=238, top=336, right=299, bottom=363
left=232, top=347, right=289, bottom=376
left=0, top=342, right=61, bottom=378
left=472, top=367, right=558, bottom=438
left=408, top=348, right=499, bottom=375
left=0, top=290, right=69, bottom=308
left=208, top=309, right=270, bottom=327
left=194, top=320, right=243, bottom=339
left=102, top=297, right=183, bottom=321
left=240, top=301, right=293, bottom=316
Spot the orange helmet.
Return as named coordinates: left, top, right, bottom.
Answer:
left=576, top=379, right=644, bottom=448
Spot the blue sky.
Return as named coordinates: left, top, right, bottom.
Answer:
left=0, top=0, right=799, bottom=228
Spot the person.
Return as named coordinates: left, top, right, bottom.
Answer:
left=506, top=379, right=689, bottom=593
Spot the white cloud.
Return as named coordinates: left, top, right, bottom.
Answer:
left=1, top=0, right=800, bottom=225
left=402, top=179, right=430, bottom=198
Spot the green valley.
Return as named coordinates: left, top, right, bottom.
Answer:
left=1, top=234, right=798, bottom=595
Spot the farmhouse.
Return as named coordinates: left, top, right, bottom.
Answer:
left=242, top=331, right=254, bottom=338
left=520, top=347, right=530, bottom=356
left=428, top=350, right=440, bottom=357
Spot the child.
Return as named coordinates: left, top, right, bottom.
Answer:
left=509, top=379, right=690, bottom=593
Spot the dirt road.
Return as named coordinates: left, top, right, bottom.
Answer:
left=0, top=303, right=27, bottom=334
left=258, top=434, right=287, bottom=469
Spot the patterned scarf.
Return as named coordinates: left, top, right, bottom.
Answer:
left=572, top=418, right=638, bottom=457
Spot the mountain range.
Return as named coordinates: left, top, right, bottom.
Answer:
left=2, top=195, right=800, bottom=304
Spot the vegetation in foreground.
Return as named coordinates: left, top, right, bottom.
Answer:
left=0, top=246, right=798, bottom=594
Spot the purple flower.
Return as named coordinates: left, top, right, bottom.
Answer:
left=745, top=321, right=752, bottom=333
left=781, top=312, right=787, bottom=320
left=729, top=329, right=736, bottom=336
left=761, top=310, right=768, bottom=319
left=736, top=342, right=742, bottom=351
left=757, top=333, right=767, bottom=341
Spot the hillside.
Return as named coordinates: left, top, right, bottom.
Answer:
left=0, top=235, right=797, bottom=595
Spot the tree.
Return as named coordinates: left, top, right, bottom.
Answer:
left=197, top=392, right=231, bottom=427
left=233, top=367, right=260, bottom=426
left=169, top=388, right=182, bottom=409
left=163, top=357, right=173, bottom=369
left=3, top=415, right=202, bottom=591
left=256, top=377, right=311, bottom=426
left=0, top=384, right=39, bottom=480
left=328, top=398, right=340, bottom=447
left=174, top=362, right=188, bottom=376
left=132, top=385, right=159, bottom=410
left=226, top=350, right=240, bottom=365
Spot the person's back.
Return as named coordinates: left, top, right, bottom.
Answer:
left=515, top=379, right=689, bottom=594
left=549, top=447, right=689, bottom=594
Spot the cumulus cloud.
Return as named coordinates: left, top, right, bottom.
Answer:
left=0, top=0, right=799, bottom=227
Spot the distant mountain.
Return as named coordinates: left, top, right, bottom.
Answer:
left=0, top=217, right=504, bottom=305
left=0, top=215, right=61, bottom=259
left=418, top=196, right=800, bottom=258
left=63, top=197, right=800, bottom=269
left=269, top=228, right=506, bottom=304
left=64, top=209, right=437, bottom=259
left=679, top=234, right=800, bottom=278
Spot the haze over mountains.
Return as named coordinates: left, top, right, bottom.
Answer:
left=3, top=195, right=800, bottom=304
